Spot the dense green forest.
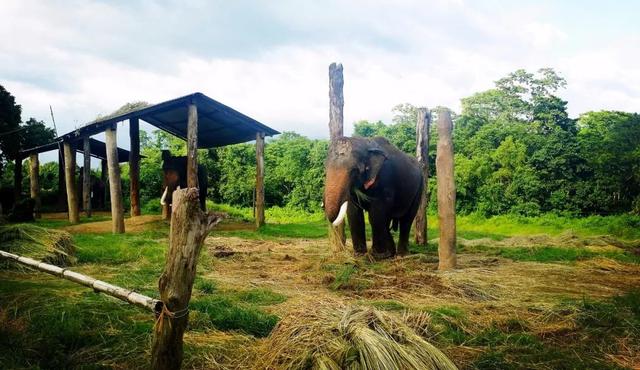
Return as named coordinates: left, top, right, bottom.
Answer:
left=2, top=68, right=639, bottom=217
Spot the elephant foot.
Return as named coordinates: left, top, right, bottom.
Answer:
left=371, top=250, right=394, bottom=260
left=353, top=250, right=367, bottom=257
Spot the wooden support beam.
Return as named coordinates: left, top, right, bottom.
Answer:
left=13, top=157, right=22, bottom=199
left=328, top=62, right=346, bottom=249
left=83, top=137, right=92, bottom=218
left=129, top=117, right=141, bottom=216
left=255, top=132, right=265, bottom=228
left=436, top=109, right=456, bottom=270
left=414, top=107, right=431, bottom=246
left=101, top=159, right=109, bottom=210
left=186, top=103, right=198, bottom=188
left=63, top=141, right=79, bottom=223
left=58, top=147, right=66, bottom=210
left=29, top=153, right=41, bottom=219
left=105, top=126, right=125, bottom=233
left=151, top=189, right=222, bottom=370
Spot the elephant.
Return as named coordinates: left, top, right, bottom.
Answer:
left=324, top=136, right=423, bottom=259
left=160, top=150, right=208, bottom=210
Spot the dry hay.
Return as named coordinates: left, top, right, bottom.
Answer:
left=256, top=301, right=458, bottom=370
left=0, top=223, right=76, bottom=267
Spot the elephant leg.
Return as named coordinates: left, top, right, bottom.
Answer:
left=397, top=221, right=412, bottom=256
left=347, top=203, right=366, bottom=255
left=369, top=210, right=395, bottom=259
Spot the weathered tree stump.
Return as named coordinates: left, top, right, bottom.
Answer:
left=151, top=188, right=223, bottom=370
left=414, top=107, right=431, bottom=246
left=436, top=109, right=457, bottom=270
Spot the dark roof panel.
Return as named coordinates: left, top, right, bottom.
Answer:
left=57, top=92, right=279, bottom=148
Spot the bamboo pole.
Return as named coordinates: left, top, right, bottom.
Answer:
left=436, top=108, right=457, bottom=270
left=328, top=62, right=346, bottom=250
left=83, top=137, right=92, bottom=217
left=255, top=132, right=265, bottom=228
left=29, top=153, right=41, bottom=219
left=151, top=188, right=223, bottom=370
left=63, top=141, right=80, bottom=223
left=414, top=107, right=431, bottom=246
left=0, top=250, right=162, bottom=313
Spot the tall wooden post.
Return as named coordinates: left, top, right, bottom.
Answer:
left=83, top=138, right=92, bottom=217
left=58, top=147, right=67, bottom=210
left=255, top=132, right=265, bottom=228
left=436, top=109, right=456, bottom=270
left=63, top=142, right=80, bottom=223
left=129, top=117, right=141, bottom=216
left=105, top=126, right=125, bottom=233
left=29, top=153, right=41, bottom=218
left=151, top=188, right=222, bottom=370
left=186, top=104, right=198, bottom=189
left=414, top=107, right=431, bottom=246
left=101, top=159, right=109, bottom=209
left=13, top=157, right=22, bottom=199
left=328, top=62, right=346, bottom=249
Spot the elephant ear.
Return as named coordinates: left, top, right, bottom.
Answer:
left=364, top=147, right=387, bottom=190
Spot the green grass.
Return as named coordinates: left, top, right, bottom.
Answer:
left=461, top=244, right=640, bottom=264
left=367, top=300, right=408, bottom=311
left=72, top=230, right=167, bottom=265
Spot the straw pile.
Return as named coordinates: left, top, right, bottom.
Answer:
left=0, top=224, right=76, bottom=267
left=256, top=302, right=458, bottom=370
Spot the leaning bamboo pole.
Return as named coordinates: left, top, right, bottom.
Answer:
left=0, top=250, right=162, bottom=313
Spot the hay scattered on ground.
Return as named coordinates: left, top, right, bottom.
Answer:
left=256, top=302, right=458, bottom=370
left=0, top=224, right=76, bottom=267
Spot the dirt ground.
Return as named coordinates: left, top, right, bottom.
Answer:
left=202, top=235, right=640, bottom=369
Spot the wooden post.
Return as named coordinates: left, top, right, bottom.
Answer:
left=436, top=109, right=456, bottom=270
left=58, top=148, right=66, bottom=210
left=255, top=132, right=265, bottom=228
left=328, top=62, right=346, bottom=248
left=414, top=108, right=431, bottom=246
left=63, top=142, right=80, bottom=223
left=129, top=117, right=141, bottom=216
left=13, top=157, right=22, bottom=199
left=29, top=153, right=41, bottom=218
left=151, top=188, right=222, bottom=370
left=105, top=126, right=125, bottom=233
left=83, top=138, right=92, bottom=218
left=101, top=159, right=109, bottom=209
left=186, top=103, right=198, bottom=188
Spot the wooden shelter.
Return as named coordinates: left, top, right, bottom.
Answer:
left=22, top=92, right=279, bottom=232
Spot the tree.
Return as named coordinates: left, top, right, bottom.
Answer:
left=0, top=85, right=22, bottom=177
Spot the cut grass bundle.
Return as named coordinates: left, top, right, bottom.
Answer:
left=257, top=302, right=458, bottom=370
left=0, top=224, right=76, bottom=267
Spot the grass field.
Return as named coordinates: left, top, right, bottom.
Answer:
left=1, top=209, right=639, bottom=369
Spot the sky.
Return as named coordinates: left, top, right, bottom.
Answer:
left=2, top=0, right=639, bottom=163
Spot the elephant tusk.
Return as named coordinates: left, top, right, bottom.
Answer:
left=160, top=186, right=168, bottom=205
left=332, top=201, right=348, bottom=226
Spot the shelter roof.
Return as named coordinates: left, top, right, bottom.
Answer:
left=57, top=92, right=279, bottom=148
left=20, top=138, right=135, bottom=163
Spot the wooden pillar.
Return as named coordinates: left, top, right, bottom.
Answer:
left=58, top=147, right=67, bottom=210
left=105, top=126, right=125, bottom=233
left=255, top=132, right=265, bottom=228
left=436, top=109, right=456, bottom=270
left=186, top=103, right=198, bottom=188
left=414, top=107, right=431, bottom=246
left=83, top=138, right=92, bottom=218
left=151, top=188, right=222, bottom=370
left=63, top=142, right=80, bottom=223
left=328, top=62, right=346, bottom=248
left=101, top=159, right=109, bottom=210
left=29, top=153, right=41, bottom=218
left=129, top=117, right=141, bottom=216
left=13, top=157, right=22, bottom=199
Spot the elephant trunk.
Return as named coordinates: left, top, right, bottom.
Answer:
left=324, top=167, right=350, bottom=225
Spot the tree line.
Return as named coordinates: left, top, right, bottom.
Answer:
left=2, top=68, right=639, bottom=216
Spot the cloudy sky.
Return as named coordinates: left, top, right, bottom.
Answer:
left=2, top=0, right=639, bottom=162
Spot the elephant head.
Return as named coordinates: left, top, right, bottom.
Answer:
left=323, top=137, right=387, bottom=226
left=160, top=150, right=208, bottom=210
